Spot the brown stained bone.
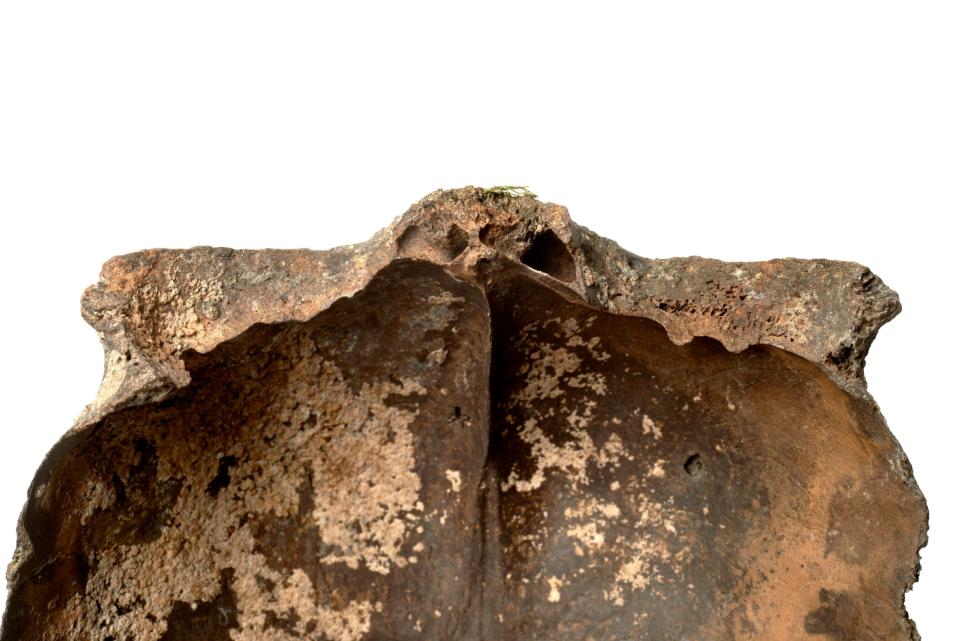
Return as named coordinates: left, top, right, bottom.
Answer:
left=1, top=188, right=926, bottom=641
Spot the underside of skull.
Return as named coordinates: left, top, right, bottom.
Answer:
left=0, top=190, right=927, bottom=641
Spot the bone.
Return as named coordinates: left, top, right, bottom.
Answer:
left=1, top=187, right=926, bottom=641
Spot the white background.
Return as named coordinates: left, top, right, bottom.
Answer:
left=1, top=2, right=957, bottom=637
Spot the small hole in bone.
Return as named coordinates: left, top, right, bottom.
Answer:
left=445, top=225, right=469, bottom=259
left=684, top=454, right=703, bottom=477
left=397, top=224, right=469, bottom=262
left=520, top=230, right=576, bottom=282
left=478, top=224, right=496, bottom=247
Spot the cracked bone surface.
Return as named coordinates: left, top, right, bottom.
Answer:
left=2, top=188, right=926, bottom=641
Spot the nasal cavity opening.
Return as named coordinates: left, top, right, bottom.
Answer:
left=520, top=229, right=576, bottom=283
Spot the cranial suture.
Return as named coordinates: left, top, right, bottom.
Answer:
left=1, top=188, right=927, bottom=641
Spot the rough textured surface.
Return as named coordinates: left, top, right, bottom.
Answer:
left=2, top=187, right=926, bottom=641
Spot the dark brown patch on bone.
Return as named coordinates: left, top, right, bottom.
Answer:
left=159, top=569, right=238, bottom=641
left=85, top=438, right=183, bottom=549
left=205, top=454, right=238, bottom=497
left=804, top=589, right=861, bottom=640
